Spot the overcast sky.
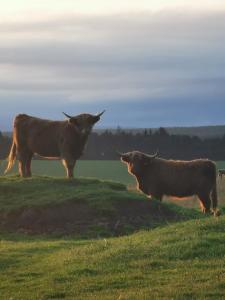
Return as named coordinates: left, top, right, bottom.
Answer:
left=0, top=0, right=225, bottom=130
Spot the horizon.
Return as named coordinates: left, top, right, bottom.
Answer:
left=0, top=1, right=225, bottom=130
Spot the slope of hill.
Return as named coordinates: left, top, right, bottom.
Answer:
left=0, top=176, right=225, bottom=299
left=0, top=209, right=224, bottom=299
left=0, top=176, right=199, bottom=236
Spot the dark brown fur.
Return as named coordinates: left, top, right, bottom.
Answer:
left=5, top=111, right=104, bottom=178
left=120, top=151, right=219, bottom=216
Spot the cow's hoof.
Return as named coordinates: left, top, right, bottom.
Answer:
left=212, top=209, right=221, bottom=217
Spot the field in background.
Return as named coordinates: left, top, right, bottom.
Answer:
left=1, top=160, right=225, bottom=207
left=0, top=160, right=135, bottom=185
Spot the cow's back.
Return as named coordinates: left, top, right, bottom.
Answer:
left=13, top=114, right=65, bottom=157
left=146, top=158, right=216, bottom=197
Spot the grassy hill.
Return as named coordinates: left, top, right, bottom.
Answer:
left=1, top=212, right=225, bottom=299
left=0, top=176, right=225, bottom=299
left=0, top=176, right=200, bottom=236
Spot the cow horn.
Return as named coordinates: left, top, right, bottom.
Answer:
left=96, top=110, right=105, bottom=117
left=62, top=112, right=72, bottom=119
left=152, top=149, right=159, bottom=158
left=146, top=150, right=159, bottom=159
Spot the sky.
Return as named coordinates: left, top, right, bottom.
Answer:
left=0, top=0, right=225, bottom=130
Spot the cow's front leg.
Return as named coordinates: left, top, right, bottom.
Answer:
left=62, top=158, right=76, bottom=178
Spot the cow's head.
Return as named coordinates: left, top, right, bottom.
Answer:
left=63, top=110, right=105, bottom=135
left=118, top=150, right=158, bottom=175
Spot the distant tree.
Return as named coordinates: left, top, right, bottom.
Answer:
left=158, top=127, right=169, bottom=136
left=144, top=129, right=148, bottom=136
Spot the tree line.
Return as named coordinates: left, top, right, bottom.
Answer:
left=1, top=127, right=225, bottom=161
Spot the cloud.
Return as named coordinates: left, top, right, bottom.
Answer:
left=0, top=9, right=225, bottom=129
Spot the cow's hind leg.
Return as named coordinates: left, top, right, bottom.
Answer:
left=17, top=150, right=33, bottom=177
left=25, top=152, right=33, bottom=177
left=18, top=154, right=26, bottom=177
left=62, top=159, right=76, bottom=178
left=198, top=193, right=211, bottom=214
left=151, top=193, right=163, bottom=213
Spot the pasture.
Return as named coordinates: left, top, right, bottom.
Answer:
left=1, top=159, right=225, bottom=184
left=0, top=160, right=135, bottom=185
left=0, top=175, right=225, bottom=300
left=1, top=159, right=225, bottom=207
left=1, top=214, right=225, bottom=300
left=1, top=161, right=225, bottom=299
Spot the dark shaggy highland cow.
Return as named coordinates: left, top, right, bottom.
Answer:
left=119, top=150, right=219, bottom=216
left=5, top=111, right=105, bottom=178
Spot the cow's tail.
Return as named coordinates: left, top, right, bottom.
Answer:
left=4, top=141, right=17, bottom=174
left=211, top=183, right=220, bottom=216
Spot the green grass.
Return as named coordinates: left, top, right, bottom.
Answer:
left=0, top=165, right=225, bottom=299
left=0, top=175, right=127, bottom=212
left=0, top=160, right=135, bottom=185
left=2, top=159, right=225, bottom=209
left=1, top=214, right=225, bottom=299
left=1, top=159, right=225, bottom=185
left=0, top=176, right=201, bottom=238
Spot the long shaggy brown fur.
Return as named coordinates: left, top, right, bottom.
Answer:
left=5, top=112, right=104, bottom=178
left=120, top=151, right=219, bottom=216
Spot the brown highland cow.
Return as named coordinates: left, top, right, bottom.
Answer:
left=119, top=150, right=219, bottom=216
left=5, top=111, right=105, bottom=178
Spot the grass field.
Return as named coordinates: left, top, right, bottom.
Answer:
left=0, top=176, right=199, bottom=234
left=1, top=159, right=225, bottom=184
left=1, top=159, right=225, bottom=208
left=0, top=160, right=135, bottom=185
left=0, top=176, right=225, bottom=299
left=1, top=216, right=225, bottom=300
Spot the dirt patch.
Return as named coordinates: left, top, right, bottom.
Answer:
left=0, top=199, right=188, bottom=237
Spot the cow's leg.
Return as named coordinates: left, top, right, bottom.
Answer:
left=152, top=193, right=163, bottom=202
left=17, top=152, right=27, bottom=177
left=25, top=152, right=33, bottom=177
left=198, top=193, right=211, bottom=214
left=18, top=150, right=33, bottom=177
left=151, top=193, right=163, bottom=213
left=62, top=159, right=76, bottom=178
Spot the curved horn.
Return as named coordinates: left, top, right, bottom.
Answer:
left=152, top=149, right=159, bottom=158
left=96, top=110, right=105, bottom=117
left=145, top=149, right=159, bottom=159
left=62, top=112, right=72, bottom=119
